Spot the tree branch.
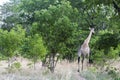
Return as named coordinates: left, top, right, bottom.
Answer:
left=113, top=0, right=120, bottom=13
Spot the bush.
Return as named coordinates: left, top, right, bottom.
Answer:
left=80, top=70, right=112, bottom=80
left=11, top=62, right=21, bottom=69
left=115, top=78, right=120, bottom=80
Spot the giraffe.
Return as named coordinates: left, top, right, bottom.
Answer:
left=78, top=28, right=94, bottom=72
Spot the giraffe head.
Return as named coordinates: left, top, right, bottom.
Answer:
left=89, top=27, right=95, bottom=33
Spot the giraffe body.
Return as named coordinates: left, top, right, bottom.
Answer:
left=78, top=28, right=94, bottom=72
left=79, top=42, right=90, bottom=56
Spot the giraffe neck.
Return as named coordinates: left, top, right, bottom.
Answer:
left=84, top=31, right=93, bottom=44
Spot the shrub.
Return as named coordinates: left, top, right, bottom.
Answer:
left=80, top=70, right=112, bottom=80
left=11, top=62, right=21, bottom=70
left=115, top=78, right=120, bottom=80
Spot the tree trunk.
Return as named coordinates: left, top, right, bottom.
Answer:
left=42, top=54, right=48, bottom=67
left=49, top=53, right=59, bottom=73
left=49, top=53, right=55, bottom=73
left=34, top=61, right=36, bottom=70
left=8, top=57, right=11, bottom=68
left=33, top=57, right=36, bottom=70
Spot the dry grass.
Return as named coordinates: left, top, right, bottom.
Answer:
left=0, top=58, right=119, bottom=80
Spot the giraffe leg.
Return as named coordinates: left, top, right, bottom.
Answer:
left=86, top=55, right=89, bottom=68
left=89, top=53, right=93, bottom=64
left=81, top=56, right=84, bottom=71
left=78, top=56, right=80, bottom=72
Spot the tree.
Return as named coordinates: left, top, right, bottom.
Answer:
left=1, top=0, right=120, bottom=70
left=0, top=0, right=61, bottom=30
left=31, top=0, right=80, bottom=72
left=21, top=34, right=47, bottom=69
left=0, top=25, right=25, bottom=67
left=90, top=30, right=120, bottom=65
left=68, top=0, right=120, bottom=63
left=0, top=0, right=22, bottom=30
left=1, top=0, right=80, bottom=72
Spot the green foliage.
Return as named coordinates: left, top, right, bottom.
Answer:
left=108, top=47, right=119, bottom=59
left=106, top=66, right=120, bottom=80
left=0, top=53, right=7, bottom=60
left=11, top=62, right=21, bottom=69
left=97, top=32, right=119, bottom=51
left=115, top=78, right=120, bottom=80
left=90, top=29, right=120, bottom=64
left=21, top=34, right=47, bottom=62
left=32, top=0, right=80, bottom=61
left=6, top=62, right=21, bottom=73
left=30, top=34, right=47, bottom=61
left=92, top=50, right=105, bottom=65
left=108, top=69, right=118, bottom=79
left=0, top=0, right=120, bottom=63
left=0, top=26, right=25, bottom=58
left=80, top=70, right=112, bottom=80
left=0, top=0, right=81, bottom=61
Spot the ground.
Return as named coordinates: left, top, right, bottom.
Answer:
left=0, top=57, right=120, bottom=80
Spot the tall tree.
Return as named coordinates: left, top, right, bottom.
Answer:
left=31, top=0, right=80, bottom=72
left=0, top=0, right=80, bottom=72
